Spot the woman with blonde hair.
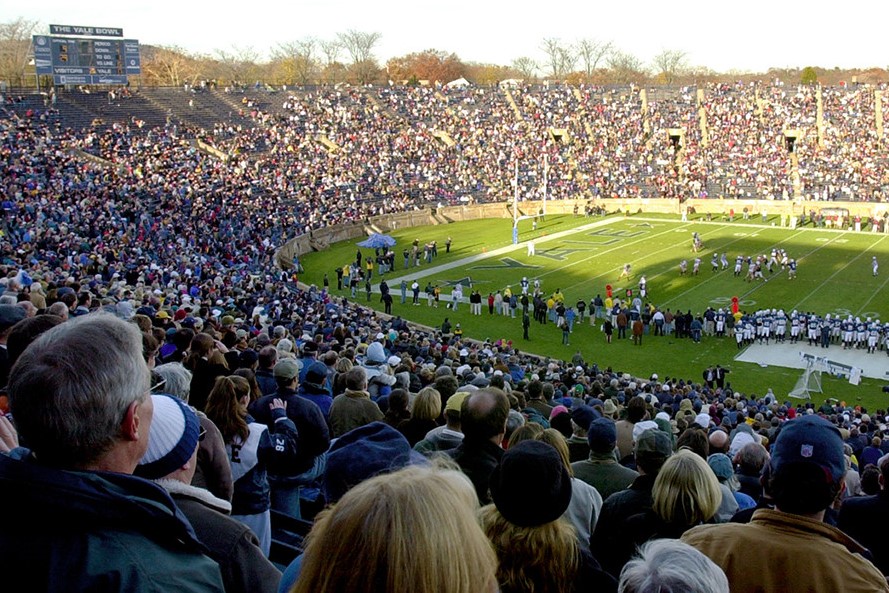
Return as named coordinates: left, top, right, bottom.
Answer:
left=617, top=449, right=722, bottom=572
left=481, top=440, right=617, bottom=593
left=506, top=422, right=544, bottom=448
left=537, top=429, right=604, bottom=553
left=293, top=465, right=498, bottom=593
left=650, top=449, right=722, bottom=531
left=397, top=386, right=441, bottom=447
left=205, top=375, right=299, bottom=556
left=331, top=356, right=353, bottom=396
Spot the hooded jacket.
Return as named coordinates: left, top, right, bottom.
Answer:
left=0, top=448, right=224, bottom=593
left=361, top=342, right=397, bottom=399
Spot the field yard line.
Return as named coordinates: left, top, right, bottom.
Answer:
left=535, top=222, right=697, bottom=287
left=857, top=269, right=889, bottom=316
left=731, top=231, right=852, bottom=304
left=640, top=227, right=809, bottom=293
left=662, top=225, right=820, bottom=306
left=387, top=218, right=694, bottom=293
left=380, top=216, right=619, bottom=291
left=644, top=228, right=810, bottom=308
left=791, top=234, right=887, bottom=311
left=558, top=223, right=726, bottom=293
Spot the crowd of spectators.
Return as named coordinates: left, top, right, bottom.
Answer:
left=2, top=79, right=889, bottom=591
left=3, top=304, right=889, bottom=592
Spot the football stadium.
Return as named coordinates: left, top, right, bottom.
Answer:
left=3, top=10, right=889, bottom=593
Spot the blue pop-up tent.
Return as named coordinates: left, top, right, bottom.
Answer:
left=357, top=233, right=396, bottom=249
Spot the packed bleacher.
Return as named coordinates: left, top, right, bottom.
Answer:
left=2, top=81, right=889, bottom=593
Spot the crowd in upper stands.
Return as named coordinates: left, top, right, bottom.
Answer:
left=2, top=80, right=889, bottom=592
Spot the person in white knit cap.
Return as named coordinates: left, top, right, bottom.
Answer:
left=138, top=393, right=281, bottom=593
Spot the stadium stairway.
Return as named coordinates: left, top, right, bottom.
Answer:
left=361, top=88, right=407, bottom=128
left=314, top=134, right=341, bottom=153
left=431, top=129, right=456, bottom=148
left=571, top=87, right=596, bottom=141
left=69, top=148, right=114, bottom=168
left=141, top=88, right=242, bottom=131
left=430, top=210, right=452, bottom=225
left=364, top=223, right=384, bottom=235
left=434, top=90, right=456, bottom=118
left=503, top=88, right=525, bottom=126
left=210, top=88, right=251, bottom=118
left=189, top=138, right=231, bottom=162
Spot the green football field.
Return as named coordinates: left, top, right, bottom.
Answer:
left=300, top=213, right=889, bottom=410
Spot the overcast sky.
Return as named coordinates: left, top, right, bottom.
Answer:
left=13, top=1, right=889, bottom=73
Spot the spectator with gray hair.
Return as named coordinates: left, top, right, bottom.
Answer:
left=0, top=314, right=224, bottom=592
left=504, top=408, right=526, bottom=447
left=618, top=539, right=729, bottom=593
left=46, top=301, right=69, bottom=320
left=153, top=362, right=195, bottom=401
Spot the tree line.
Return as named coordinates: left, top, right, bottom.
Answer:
left=0, top=18, right=886, bottom=89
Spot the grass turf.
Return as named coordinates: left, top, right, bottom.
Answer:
left=300, top=213, right=889, bottom=411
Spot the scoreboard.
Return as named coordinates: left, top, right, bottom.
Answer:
left=33, top=30, right=141, bottom=85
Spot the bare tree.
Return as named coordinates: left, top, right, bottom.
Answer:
left=335, top=30, right=381, bottom=85
left=141, top=45, right=201, bottom=87
left=214, top=46, right=261, bottom=85
left=318, top=39, right=344, bottom=85
left=576, top=38, right=613, bottom=78
left=349, top=60, right=382, bottom=85
left=540, top=38, right=576, bottom=79
left=512, top=56, right=538, bottom=80
left=0, top=17, right=40, bottom=87
left=336, top=30, right=381, bottom=65
left=319, top=39, right=341, bottom=66
left=652, top=49, right=688, bottom=84
left=607, top=50, right=648, bottom=83
left=274, top=38, right=318, bottom=85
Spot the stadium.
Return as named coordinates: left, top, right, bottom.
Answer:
left=3, top=12, right=889, bottom=593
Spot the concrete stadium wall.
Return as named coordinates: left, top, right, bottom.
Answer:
left=276, top=198, right=889, bottom=268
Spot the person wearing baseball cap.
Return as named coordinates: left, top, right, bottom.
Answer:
left=683, top=415, right=888, bottom=593
left=566, top=405, right=598, bottom=462
left=572, top=417, right=639, bottom=501
left=248, top=357, right=330, bottom=520
left=414, top=391, right=469, bottom=455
